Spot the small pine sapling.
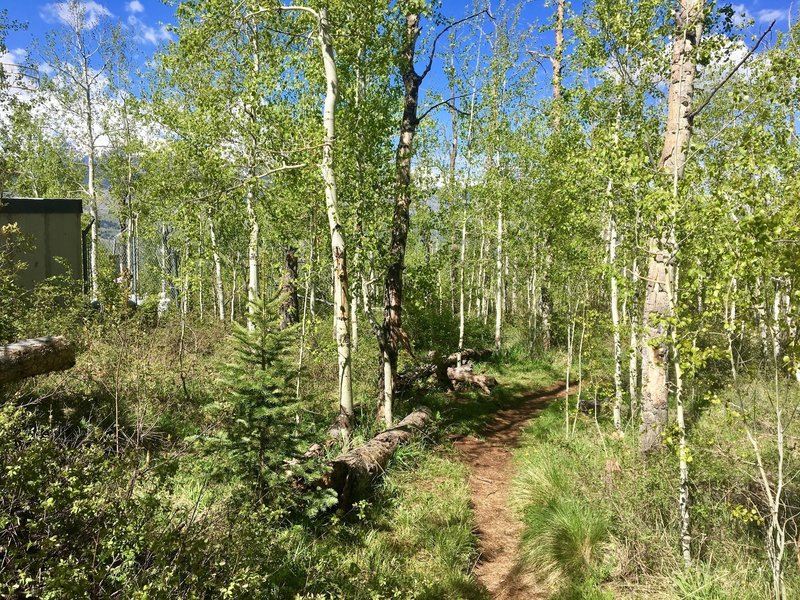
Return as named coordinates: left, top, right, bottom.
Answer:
left=216, top=295, right=301, bottom=499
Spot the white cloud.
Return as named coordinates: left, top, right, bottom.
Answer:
left=127, top=15, right=171, bottom=45
left=1, top=48, right=34, bottom=97
left=125, top=1, right=144, bottom=14
left=757, top=9, right=790, bottom=24
left=40, top=1, right=112, bottom=30
left=1, top=48, right=35, bottom=124
left=730, top=4, right=753, bottom=28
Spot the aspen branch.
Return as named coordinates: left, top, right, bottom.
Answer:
left=417, top=93, right=471, bottom=122
left=688, top=21, right=775, bottom=120
left=419, top=9, right=491, bottom=81
left=191, top=163, right=306, bottom=203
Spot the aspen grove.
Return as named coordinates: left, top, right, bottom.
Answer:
left=1, top=0, right=799, bottom=597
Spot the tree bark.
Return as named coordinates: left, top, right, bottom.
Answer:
left=640, top=0, right=703, bottom=453
left=381, top=12, right=423, bottom=426
left=494, top=204, right=503, bottom=350
left=0, top=336, right=76, bottom=384
left=280, top=246, right=300, bottom=329
left=551, top=0, right=565, bottom=130
left=208, top=215, right=226, bottom=321
left=395, top=348, right=493, bottom=394
left=447, top=363, right=497, bottom=394
left=324, top=406, right=432, bottom=508
left=315, top=7, right=353, bottom=428
left=610, top=207, right=623, bottom=431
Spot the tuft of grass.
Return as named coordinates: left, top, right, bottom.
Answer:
left=520, top=497, right=610, bottom=586
left=509, top=449, right=572, bottom=516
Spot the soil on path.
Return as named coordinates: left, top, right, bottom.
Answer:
left=453, top=382, right=569, bottom=600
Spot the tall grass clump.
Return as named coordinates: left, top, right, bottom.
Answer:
left=510, top=416, right=611, bottom=596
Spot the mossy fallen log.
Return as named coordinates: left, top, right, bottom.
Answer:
left=323, top=406, right=433, bottom=508
left=0, top=336, right=76, bottom=384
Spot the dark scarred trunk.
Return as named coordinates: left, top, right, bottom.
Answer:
left=279, top=246, right=300, bottom=330
left=380, top=12, right=422, bottom=426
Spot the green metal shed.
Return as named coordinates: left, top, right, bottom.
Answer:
left=0, top=197, right=83, bottom=290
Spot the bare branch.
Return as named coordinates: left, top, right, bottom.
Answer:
left=419, top=9, right=491, bottom=81
left=688, top=21, right=775, bottom=120
left=418, top=93, right=472, bottom=122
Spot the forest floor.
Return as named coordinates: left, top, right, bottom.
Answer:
left=450, top=378, right=570, bottom=599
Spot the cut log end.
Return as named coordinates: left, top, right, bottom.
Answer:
left=0, top=336, right=76, bottom=385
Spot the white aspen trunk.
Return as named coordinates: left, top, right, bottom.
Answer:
left=494, top=205, right=503, bottom=350
left=332, top=265, right=337, bottom=341
left=80, top=52, right=99, bottom=301
left=382, top=347, right=393, bottom=426
left=351, top=292, right=358, bottom=350
left=125, top=214, right=134, bottom=294
left=610, top=206, right=623, bottom=431
left=457, top=214, right=467, bottom=363
left=747, top=410, right=788, bottom=600
left=477, top=222, right=486, bottom=319
left=209, top=216, right=225, bottom=321
left=245, top=187, right=259, bottom=331
left=629, top=256, right=639, bottom=417
left=314, top=7, right=353, bottom=423
left=756, top=276, right=770, bottom=360
left=781, top=288, right=798, bottom=381
left=608, top=109, right=624, bottom=430
left=564, top=288, right=574, bottom=436
left=725, top=276, right=738, bottom=379
left=511, top=263, right=517, bottom=317
left=564, top=307, right=575, bottom=438
left=773, top=282, right=782, bottom=364
left=667, top=260, right=691, bottom=565
left=181, top=242, right=190, bottom=319
left=467, top=264, right=475, bottom=317
left=571, top=302, right=587, bottom=436
left=503, top=255, right=509, bottom=316
left=297, top=241, right=313, bottom=399
left=198, top=254, right=204, bottom=321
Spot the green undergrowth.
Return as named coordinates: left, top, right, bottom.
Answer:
left=509, top=378, right=800, bottom=599
left=418, top=354, right=562, bottom=438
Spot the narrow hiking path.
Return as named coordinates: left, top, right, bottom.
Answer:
left=453, top=381, right=570, bottom=600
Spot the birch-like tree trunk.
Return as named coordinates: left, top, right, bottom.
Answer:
left=208, top=215, right=225, bottom=321
left=245, top=184, right=259, bottom=331
left=313, top=6, right=353, bottom=425
left=494, top=203, right=503, bottom=350
left=666, top=259, right=691, bottom=564
left=629, top=255, right=640, bottom=415
left=640, top=0, right=703, bottom=453
left=551, top=0, right=565, bottom=130
left=609, top=204, right=623, bottom=430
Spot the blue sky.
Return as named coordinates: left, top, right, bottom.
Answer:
left=1, top=0, right=793, bottom=110
left=4, top=0, right=175, bottom=50
left=3, top=1, right=792, bottom=67
left=4, top=0, right=791, bottom=52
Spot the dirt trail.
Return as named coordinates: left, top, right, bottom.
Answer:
left=454, top=382, right=569, bottom=600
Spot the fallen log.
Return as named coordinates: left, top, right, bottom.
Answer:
left=395, top=348, right=492, bottom=394
left=323, top=406, right=432, bottom=509
left=0, top=336, right=76, bottom=384
left=447, top=364, right=497, bottom=395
